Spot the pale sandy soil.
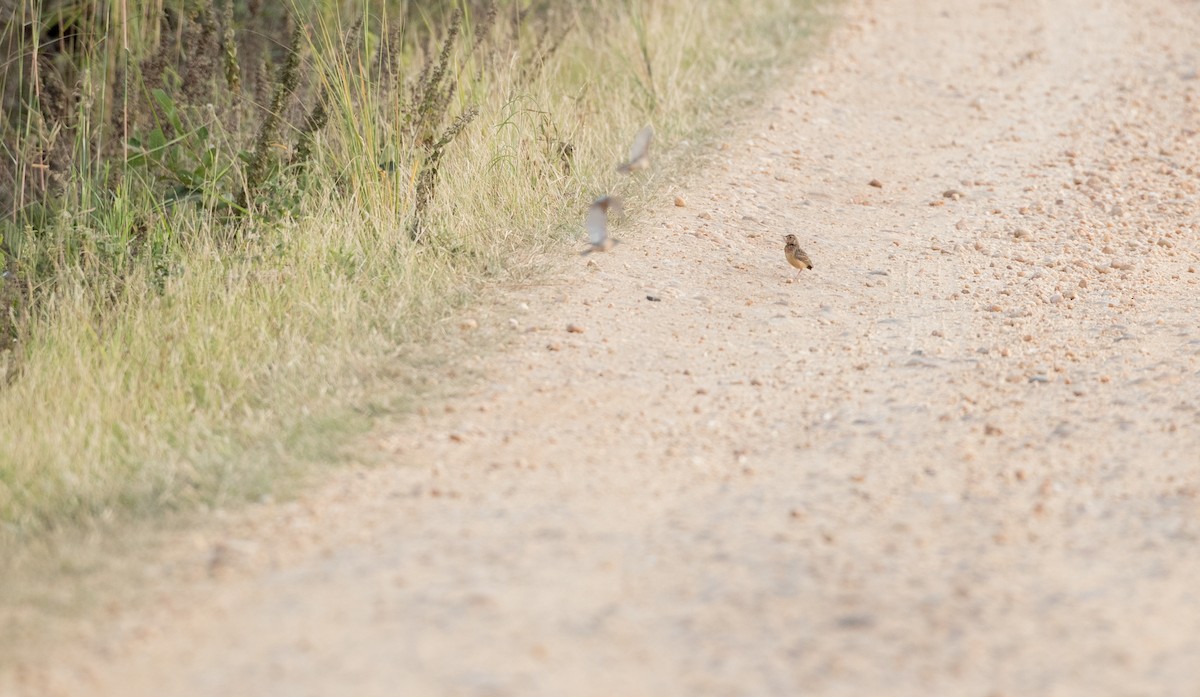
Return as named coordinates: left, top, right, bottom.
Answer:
left=6, top=0, right=1200, bottom=694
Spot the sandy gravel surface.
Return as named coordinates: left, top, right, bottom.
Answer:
left=8, top=0, right=1200, bottom=694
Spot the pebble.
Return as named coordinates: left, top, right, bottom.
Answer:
left=674, top=196, right=686, bottom=207
left=869, top=179, right=883, bottom=188
left=836, top=614, right=876, bottom=629
left=460, top=318, right=478, bottom=331
left=566, top=324, right=585, bottom=334
left=207, top=539, right=258, bottom=578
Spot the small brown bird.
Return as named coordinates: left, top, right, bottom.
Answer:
left=582, top=195, right=623, bottom=255
left=616, top=125, right=654, bottom=174
left=784, top=234, right=813, bottom=274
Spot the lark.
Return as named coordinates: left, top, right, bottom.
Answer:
left=616, top=125, right=654, bottom=174
left=784, top=234, right=813, bottom=274
left=582, top=196, right=623, bottom=255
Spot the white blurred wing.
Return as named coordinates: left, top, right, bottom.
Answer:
left=617, top=126, right=654, bottom=173
left=627, top=125, right=653, bottom=163
left=585, top=201, right=609, bottom=246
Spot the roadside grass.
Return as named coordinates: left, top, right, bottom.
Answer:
left=0, top=0, right=830, bottom=544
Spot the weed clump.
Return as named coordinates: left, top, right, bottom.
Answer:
left=239, top=26, right=303, bottom=216
left=221, top=0, right=242, bottom=96
left=402, top=9, right=487, bottom=242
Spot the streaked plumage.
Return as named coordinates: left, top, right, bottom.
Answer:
left=784, top=234, right=813, bottom=272
left=582, top=196, right=623, bottom=255
left=616, top=125, right=654, bottom=174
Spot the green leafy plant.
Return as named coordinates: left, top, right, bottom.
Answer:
left=125, top=89, right=237, bottom=209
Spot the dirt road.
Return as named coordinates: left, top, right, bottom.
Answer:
left=10, top=0, right=1200, bottom=694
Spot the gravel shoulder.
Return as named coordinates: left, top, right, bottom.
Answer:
left=8, top=0, right=1200, bottom=694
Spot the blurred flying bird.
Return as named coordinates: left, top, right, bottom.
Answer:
left=616, top=125, right=654, bottom=174
left=582, top=196, right=623, bottom=255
